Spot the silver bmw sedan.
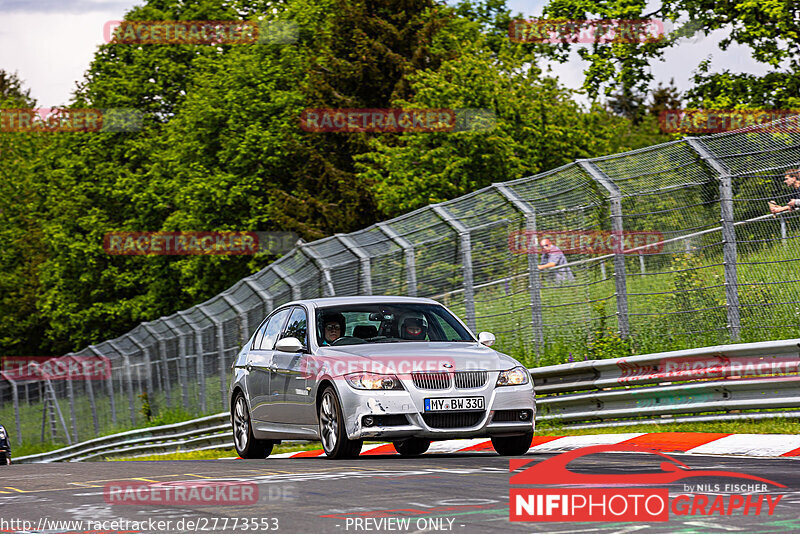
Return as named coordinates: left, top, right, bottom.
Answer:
left=230, top=296, right=535, bottom=459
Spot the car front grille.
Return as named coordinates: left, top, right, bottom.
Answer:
left=422, top=411, right=485, bottom=429
left=411, top=372, right=451, bottom=390
left=454, top=371, right=488, bottom=389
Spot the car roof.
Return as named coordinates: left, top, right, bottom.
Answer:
left=279, top=295, right=441, bottom=309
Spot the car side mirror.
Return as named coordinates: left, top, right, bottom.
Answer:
left=275, top=337, right=304, bottom=353
left=478, top=332, right=495, bottom=347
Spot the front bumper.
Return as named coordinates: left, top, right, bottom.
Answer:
left=336, top=375, right=535, bottom=441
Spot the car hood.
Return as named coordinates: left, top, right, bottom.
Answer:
left=313, top=342, right=519, bottom=376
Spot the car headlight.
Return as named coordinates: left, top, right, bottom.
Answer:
left=496, top=366, right=529, bottom=387
left=344, top=373, right=404, bottom=390
left=0, top=426, right=6, bottom=440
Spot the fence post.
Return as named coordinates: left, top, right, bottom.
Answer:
left=686, top=138, right=741, bottom=340
left=376, top=222, right=417, bottom=297
left=128, top=335, right=154, bottom=403
left=179, top=309, right=207, bottom=414
left=163, top=318, right=191, bottom=413
left=108, top=341, right=136, bottom=426
left=221, top=293, right=250, bottom=346
left=298, top=242, right=336, bottom=297
left=335, top=234, right=373, bottom=295
left=1, top=372, right=22, bottom=445
left=90, top=345, right=116, bottom=426
left=64, top=355, right=81, bottom=442
left=141, top=324, right=172, bottom=409
left=494, top=183, right=544, bottom=353
left=579, top=160, right=630, bottom=337
left=196, top=305, right=228, bottom=411
left=273, top=264, right=302, bottom=301
left=244, top=278, right=275, bottom=314
left=81, top=358, right=99, bottom=435
left=432, top=205, right=476, bottom=333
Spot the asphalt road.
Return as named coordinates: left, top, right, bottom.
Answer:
left=1, top=452, right=799, bottom=534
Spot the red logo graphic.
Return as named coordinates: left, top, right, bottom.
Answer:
left=659, top=109, right=800, bottom=133
left=299, top=354, right=462, bottom=379
left=103, top=231, right=259, bottom=255
left=509, top=444, right=785, bottom=522
left=105, top=480, right=258, bottom=505
left=617, top=354, right=800, bottom=384
left=509, top=19, right=665, bottom=43
left=508, top=230, right=664, bottom=255
left=510, top=444, right=785, bottom=487
left=1, top=355, right=111, bottom=381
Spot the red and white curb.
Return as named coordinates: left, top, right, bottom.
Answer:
left=267, top=433, right=800, bottom=459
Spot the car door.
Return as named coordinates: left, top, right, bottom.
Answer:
left=269, top=306, right=315, bottom=424
left=247, top=307, right=291, bottom=423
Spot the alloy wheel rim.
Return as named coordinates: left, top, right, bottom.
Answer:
left=320, top=393, right=338, bottom=452
left=234, top=397, right=249, bottom=452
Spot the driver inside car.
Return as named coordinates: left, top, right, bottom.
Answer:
left=321, top=312, right=346, bottom=345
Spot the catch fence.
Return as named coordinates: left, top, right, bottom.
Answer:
left=3, top=115, right=800, bottom=446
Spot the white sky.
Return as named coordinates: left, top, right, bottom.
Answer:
left=0, top=0, right=775, bottom=107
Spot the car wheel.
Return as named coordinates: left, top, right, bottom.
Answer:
left=319, top=386, right=363, bottom=459
left=232, top=393, right=274, bottom=459
left=393, top=438, right=430, bottom=457
left=491, top=432, right=533, bottom=456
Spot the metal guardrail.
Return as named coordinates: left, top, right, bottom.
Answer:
left=14, top=413, right=230, bottom=463
left=14, top=338, right=800, bottom=462
left=533, top=338, right=800, bottom=427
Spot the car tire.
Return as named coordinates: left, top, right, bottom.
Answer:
left=319, top=386, right=363, bottom=459
left=232, top=393, right=274, bottom=459
left=491, top=432, right=533, bottom=456
left=393, top=438, right=430, bottom=456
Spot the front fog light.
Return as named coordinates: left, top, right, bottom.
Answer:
left=496, top=366, right=529, bottom=387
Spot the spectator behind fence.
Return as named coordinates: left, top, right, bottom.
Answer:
left=769, top=168, right=800, bottom=215
left=537, top=237, right=575, bottom=284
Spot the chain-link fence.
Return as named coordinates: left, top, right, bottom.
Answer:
left=3, top=115, right=800, bottom=447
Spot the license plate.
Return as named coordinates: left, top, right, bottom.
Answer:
left=424, top=397, right=484, bottom=412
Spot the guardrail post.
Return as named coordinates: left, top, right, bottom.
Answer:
left=335, top=234, right=373, bottom=295
left=272, top=264, right=302, bottom=301
left=163, top=318, right=191, bottom=412
left=494, top=183, right=544, bottom=353
left=298, top=242, right=336, bottom=297
left=579, top=160, right=630, bottom=337
left=89, top=345, right=116, bottom=426
left=432, top=205, right=476, bottom=333
left=686, top=138, right=741, bottom=340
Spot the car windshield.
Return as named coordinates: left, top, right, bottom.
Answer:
left=316, top=303, right=474, bottom=346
